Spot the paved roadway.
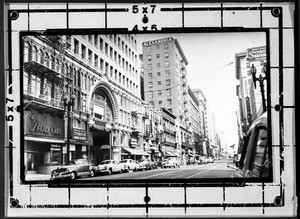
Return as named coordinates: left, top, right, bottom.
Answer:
left=79, top=158, right=237, bottom=181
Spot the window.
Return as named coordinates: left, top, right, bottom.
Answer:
left=147, top=55, right=152, bottom=61
left=100, top=58, right=104, bottom=71
left=158, top=100, right=162, bottom=104
left=94, top=35, right=98, bottom=46
left=148, top=64, right=152, bottom=71
left=166, top=79, right=171, bottom=85
left=94, top=54, right=98, bottom=68
left=156, top=44, right=159, bottom=49
left=88, top=35, right=92, bottom=42
left=81, top=45, right=86, bottom=59
left=149, top=101, right=154, bottom=106
left=167, top=99, right=172, bottom=105
left=100, top=37, right=103, bottom=51
left=166, top=70, right=170, bottom=76
left=74, top=39, right=79, bottom=54
left=105, top=43, right=108, bottom=55
left=156, top=63, right=160, bottom=67
left=149, top=91, right=153, bottom=98
left=148, top=73, right=153, bottom=79
left=156, top=54, right=160, bottom=58
left=157, top=72, right=161, bottom=76
left=165, top=61, right=170, bottom=67
left=157, top=81, right=161, bottom=85
left=158, top=90, right=162, bottom=95
left=149, top=81, right=153, bottom=88
left=165, top=52, right=169, bottom=58
left=164, top=43, right=169, bottom=49
left=88, top=49, right=92, bottom=64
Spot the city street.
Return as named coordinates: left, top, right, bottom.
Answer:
left=79, top=158, right=236, bottom=181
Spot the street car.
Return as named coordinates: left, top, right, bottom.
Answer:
left=94, top=160, right=123, bottom=175
left=232, top=112, right=270, bottom=178
left=50, top=159, right=94, bottom=180
left=119, top=159, right=139, bottom=172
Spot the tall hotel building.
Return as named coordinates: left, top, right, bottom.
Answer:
left=142, top=37, right=193, bottom=158
left=23, top=34, right=146, bottom=175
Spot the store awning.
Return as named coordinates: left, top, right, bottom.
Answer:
left=165, top=151, right=177, bottom=157
left=122, top=147, right=148, bottom=156
left=25, top=136, right=65, bottom=143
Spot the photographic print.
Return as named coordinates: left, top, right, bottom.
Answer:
left=3, top=1, right=297, bottom=218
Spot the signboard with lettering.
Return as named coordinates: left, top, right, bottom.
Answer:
left=247, top=46, right=266, bottom=62
left=25, top=111, right=64, bottom=139
left=142, top=37, right=173, bottom=46
left=72, top=128, right=87, bottom=141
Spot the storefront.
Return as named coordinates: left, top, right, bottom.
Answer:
left=24, top=110, right=65, bottom=175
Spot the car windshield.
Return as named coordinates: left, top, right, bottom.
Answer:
left=100, top=160, right=111, bottom=165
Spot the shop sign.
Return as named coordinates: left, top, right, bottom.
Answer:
left=72, top=128, right=87, bottom=141
left=247, top=46, right=266, bottom=62
left=25, top=111, right=64, bottom=139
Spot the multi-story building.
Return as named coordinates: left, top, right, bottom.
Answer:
left=161, top=108, right=178, bottom=158
left=23, top=33, right=149, bottom=175
left=192, top=89, right=209, bottom=156
left=235, top=46, right=267, bottom=142
left=142, top=37, right=194, bottom=162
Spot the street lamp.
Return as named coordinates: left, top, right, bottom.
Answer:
left=64, top=93, right=76, bottom=163
left=250, top=63, right=267, bottom=113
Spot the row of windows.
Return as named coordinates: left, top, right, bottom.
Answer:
left=74, top=36, right=138, bottom=68
left=149, top=99, right=172, bottom=106
left=147, top=61, right=170, bottom=70
left=149, top=79, right=171, bottom=87
left=146, top=43, right=169, bottom=52
left=148, top=70, right=170, bottom=78
left=147, top=52, right=169, bottom=61
left=149, top=89, right=171, bottom=97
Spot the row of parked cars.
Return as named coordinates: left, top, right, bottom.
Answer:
left=50, top=157, right=179, bottom=181
left=187, top=156, right=215, bottom=165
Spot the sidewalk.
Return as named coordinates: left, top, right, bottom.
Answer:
left=25, top=174, right=51, bottom=181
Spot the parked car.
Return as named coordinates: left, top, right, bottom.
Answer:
left=119, top=159, right=139, bottom=172
left=233, top=112, right=269, bottom=178
left=137, top=159, right=155, bottom=170
left=161, top=157, right=180, bottom=168
left=51, top=159, right=94, bottom=181
left=207, top=157, right=215, bottom=163
left=200, top=156, right=208, bottom=164
left=94, top=160, right=123, bottom=175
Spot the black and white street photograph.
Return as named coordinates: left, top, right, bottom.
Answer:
left=22, top=32, right=270, bottom=182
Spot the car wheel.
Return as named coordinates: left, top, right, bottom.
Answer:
left=70, top=172, right=76, bottom=180
left=90, top=170, right=95, bottom=177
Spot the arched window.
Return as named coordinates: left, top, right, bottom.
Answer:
left=32, top=46, right=38, bottom=62
left=45, top=52, right=50, bottom=67
left=73, top=69, right=77, bottom=86
left=39, top=49, right=44, bottom=64
left=24, top=42, right=31, bottom=62
left=51, top=55, right=55, bottom=70
left=61, top=62, right=65, bottom=75
left=77, top=71, right=81, bottom=87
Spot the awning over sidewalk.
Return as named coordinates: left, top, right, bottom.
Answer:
left=165, top=151, right=177, bottom=157
left=122, top=147, right=148, bottom=156
left=25, top=136, right=65, bottom=143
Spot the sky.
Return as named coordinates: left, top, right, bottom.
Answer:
left=136, top=32, right=266, bottom=148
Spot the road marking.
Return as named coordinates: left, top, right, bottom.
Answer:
left=136, top=168, right=179, bottom=179
left=186, top=163, right=225, bottom=179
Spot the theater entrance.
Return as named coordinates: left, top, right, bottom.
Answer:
left=90, top=129, right=111, bottom=165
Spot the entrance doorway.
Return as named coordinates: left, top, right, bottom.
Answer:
left=90, top=129, right=110, bottom=165
left=26, top=152, right=39, bottom=174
